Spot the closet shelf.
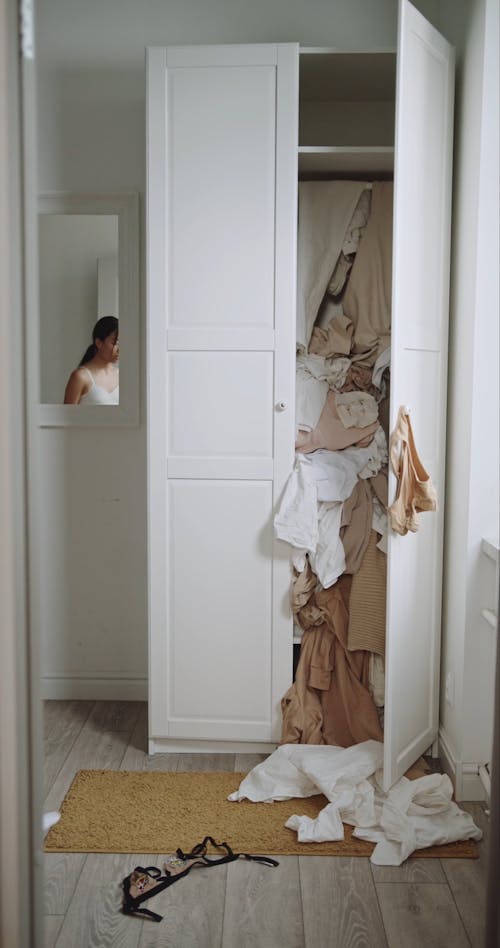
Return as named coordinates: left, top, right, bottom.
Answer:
left=298, top=146, right=394, bottom=175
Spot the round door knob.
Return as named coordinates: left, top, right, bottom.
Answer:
left=277, top=401, right=287, bottom=411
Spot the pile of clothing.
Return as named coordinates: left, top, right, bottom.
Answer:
left=275, top=181, right=394, bottom=747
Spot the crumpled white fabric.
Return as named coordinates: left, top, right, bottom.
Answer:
left=295, top=367, right=328, bottom=433
left=276, top=497, right=346, bottom=589
left=296, top=353, right=351, bottom=390
left=287, top=804, right=345, bottom=842
left=228, top=742, right=482, bottom=866
left=273, top=455, right=350, bottom=587
left=308, top=501, right=345, bottom=588
left=227, top=743, right=322, bottom=803
left=274, top=455, right=318, bottom=552
left=309, top=445, right=380, bottom=503
left=353, top=772, right=483, bottom=865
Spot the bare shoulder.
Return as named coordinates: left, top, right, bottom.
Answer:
left=64, top=366, right=91, bottom=404
left=73, top=366, right=90, bottom=382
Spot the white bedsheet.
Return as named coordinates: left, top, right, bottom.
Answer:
left=228, top=742, right=482, bottom=865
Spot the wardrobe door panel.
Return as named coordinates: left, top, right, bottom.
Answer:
left=167, top=64, right=276, bottom=330
left=167, top=351, right=273, bottom=460
left=167, top=480, right=273, bottom=737
left=147, top=44, right=298, bottom=745
left=384, top=0, right=455, bottom=790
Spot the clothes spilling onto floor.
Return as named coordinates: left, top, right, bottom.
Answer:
left=228, top=743, right=482, bottom=866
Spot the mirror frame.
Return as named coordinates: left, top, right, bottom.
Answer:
left=36, top=192, right=139, bottom=427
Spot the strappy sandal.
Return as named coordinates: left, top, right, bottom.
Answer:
left=121, top=836, right=279, bottom=922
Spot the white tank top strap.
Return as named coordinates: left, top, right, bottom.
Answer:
left=79, top=365, right=119, bottom=405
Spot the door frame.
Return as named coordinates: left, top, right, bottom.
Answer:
left=0, top=0, right=42, bottom=944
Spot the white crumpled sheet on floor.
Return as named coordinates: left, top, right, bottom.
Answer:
left=227, top=741, right=482, bottom=865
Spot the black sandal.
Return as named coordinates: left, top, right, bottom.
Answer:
left=121, top=836, right=279, bottom=922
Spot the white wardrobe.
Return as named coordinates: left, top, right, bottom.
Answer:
left=146, top=0, right=455, bottom=790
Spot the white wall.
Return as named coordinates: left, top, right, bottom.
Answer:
left=438, top=0, right=499, bottom=797
left=35, top=0, right=462, bottom=703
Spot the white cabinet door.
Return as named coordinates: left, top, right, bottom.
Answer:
left=384, top=0, right=455, bottom=789
left=147, top=45, right=298, bottom=744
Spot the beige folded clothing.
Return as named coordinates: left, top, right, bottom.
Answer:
left=335, top=392, right=379, bottom=429
left=296, top=391, right=379, bottom=453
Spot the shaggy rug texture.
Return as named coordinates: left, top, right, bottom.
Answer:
left=44, top=770, right=479, bottom=858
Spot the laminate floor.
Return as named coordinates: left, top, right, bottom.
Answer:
left=43, top=701, right=489, bottom=948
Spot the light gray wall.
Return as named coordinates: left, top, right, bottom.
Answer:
left=439, top=0, right=499, bottom=793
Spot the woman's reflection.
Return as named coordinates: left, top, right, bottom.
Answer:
left=64, top=316, right=119, bottom=404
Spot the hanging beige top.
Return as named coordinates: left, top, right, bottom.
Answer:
left=388, top=407, right=437, bottom=536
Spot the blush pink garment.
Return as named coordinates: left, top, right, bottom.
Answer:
left=295, top=391, right=379, bottom=454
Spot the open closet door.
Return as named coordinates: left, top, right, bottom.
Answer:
left=147, top=45, right=298, bottom=746
left=383, top=1, right=455, bottom=790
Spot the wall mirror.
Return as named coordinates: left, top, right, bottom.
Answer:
left=37, top=192, right=139, bottom=426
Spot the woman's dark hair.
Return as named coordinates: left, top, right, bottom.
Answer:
left=79, top=316, right=119, bottom=366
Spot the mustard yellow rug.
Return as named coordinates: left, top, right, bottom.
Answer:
left=44, top=770, right=479, bottom=858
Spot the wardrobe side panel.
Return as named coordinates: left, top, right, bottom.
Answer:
left=384, top=0, right=455, bottom=789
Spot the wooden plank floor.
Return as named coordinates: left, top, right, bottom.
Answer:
left=43, top=700, right=489, bottom=948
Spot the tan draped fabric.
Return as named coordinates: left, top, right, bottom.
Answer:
left=343, top=181, right=393, bottom=366
left=308, top=313, right=354, bottom=359
left=282, top=572, right=384, bottom=747
left=340, top=479, right=373, bottom=575
left=296, top=181, right=368, bottom=352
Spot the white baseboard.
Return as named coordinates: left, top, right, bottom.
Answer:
left=460, top=769, right=487, bottom=801
left=438, top=725, right=486, bottom=802
left=149, top=737, right=278, bottom=754
left=41, top=676, right=148, bottom=701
